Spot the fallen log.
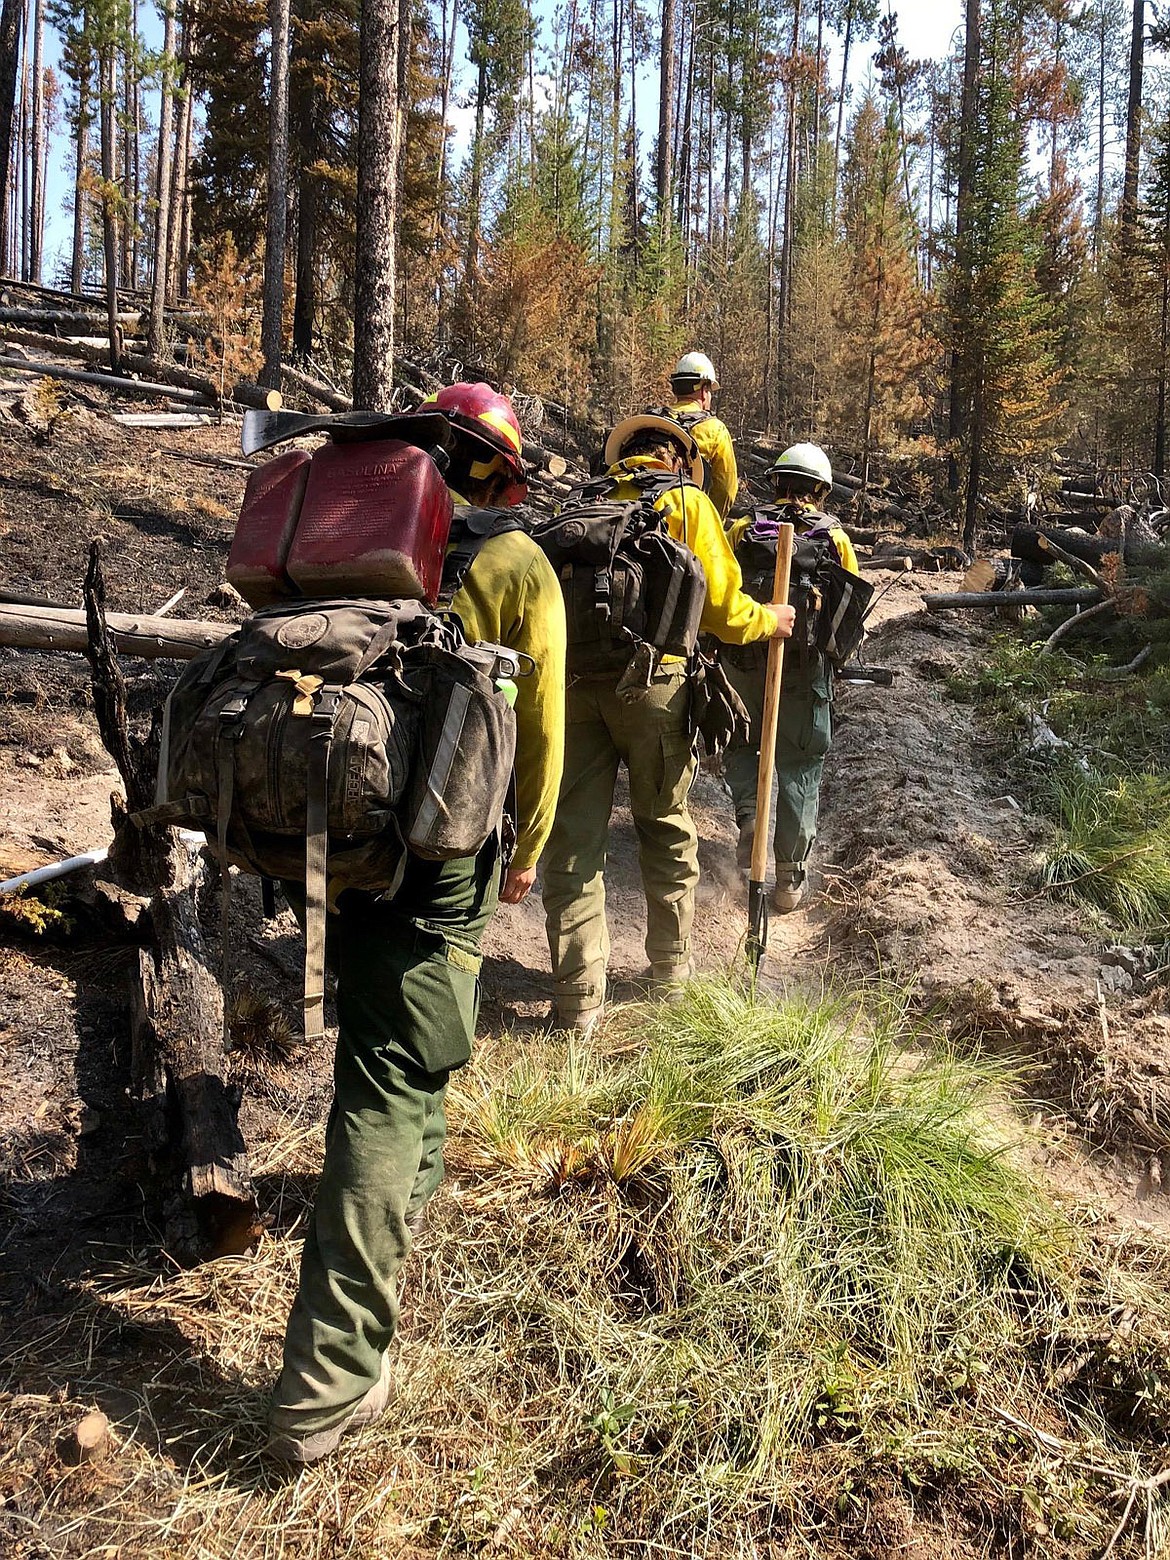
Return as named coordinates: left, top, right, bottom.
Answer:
left=522, top=440, right=568, bottom=477
left=120, top=352, right=282, bottom=412
left=82, top=540, right=259, bottom=1263
left=1012, top=523, right=1163, bottom=571
left=0, top=324, right=121, bottom=361
left=924, top=587, right=1101, bottom=610
left=113, top=411, right=213, bottom=430
left=0, top=355, right=213, bottom=404
left=281, top=362, right=351, bottom=411
left=0, top=602, right=234, bottom=658
left=0, top=307, right=143, bottom=332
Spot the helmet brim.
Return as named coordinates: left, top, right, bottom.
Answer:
left=605, top=413, right=705, bottom=486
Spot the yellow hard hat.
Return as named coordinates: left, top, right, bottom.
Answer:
left=605, top=409, right=705, bottom=485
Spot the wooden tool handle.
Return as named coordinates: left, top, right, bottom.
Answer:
left=750, top=522, right=795, bottom=885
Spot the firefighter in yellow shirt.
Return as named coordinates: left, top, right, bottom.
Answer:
left=426, top=383, right=568, bottom=901
left=668, top=350, right=739, bottom=520
left=541, top=410, right=795, bottom=1033
left=267, top=385, right=566, bottom=1466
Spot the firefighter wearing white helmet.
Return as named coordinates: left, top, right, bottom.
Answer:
left=719, top=441, right=863, bottom=915
left=669, top=350, right=740, bottom=521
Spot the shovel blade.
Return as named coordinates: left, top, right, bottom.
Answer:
left=746, top=878, right=768, bottom=970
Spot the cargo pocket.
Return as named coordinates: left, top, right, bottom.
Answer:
left=784, top=692, right=832, bottom=760
left=655, top=730, right=698, bottom=811
left=404, top=923, right=483, bottom=1074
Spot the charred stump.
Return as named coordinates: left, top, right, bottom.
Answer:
left=83, top=540, right=260, bottom=1263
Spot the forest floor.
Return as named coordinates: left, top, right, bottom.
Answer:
left=1, top=402, right=1169, bottom=1557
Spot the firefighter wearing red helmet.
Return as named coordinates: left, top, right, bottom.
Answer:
left=422, top=382, right=530, bottom=507
left=266, top=384, right=566, bottom=1467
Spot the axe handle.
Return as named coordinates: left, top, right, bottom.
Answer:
left=750, top=523, right=795, bottom=886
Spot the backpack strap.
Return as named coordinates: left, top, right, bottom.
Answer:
left=302, top=686, right=343, bottom=1043
left=439, top=507, right=528, bottom=605
left=675, top=409, right=712, bottom=432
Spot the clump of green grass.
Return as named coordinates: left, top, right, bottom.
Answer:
left=415, top=980, right=1169, bottom=1548
left=1038, top=766, right=1170, bottom=934
left=2, top=980, right=1168, bottom=1556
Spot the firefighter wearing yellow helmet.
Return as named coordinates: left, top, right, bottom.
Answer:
left=668, top=350, right=739, bottom=520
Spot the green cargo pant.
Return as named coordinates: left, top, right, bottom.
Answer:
left=542, top=662, right=697, bottom=1016
left=721, top=650, right=833, bottom=880
left=270, top=840, right=499, bottom=1437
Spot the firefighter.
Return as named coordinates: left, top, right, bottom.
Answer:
left=668, top=350, right=739, bottom=520
left=266, top=387, right=566, bottom=1465
left=720, top=442, right=859, bottom=914
left=423, top=382, right=567, bottom=909
left=541, top=410, right=795, bottom=1034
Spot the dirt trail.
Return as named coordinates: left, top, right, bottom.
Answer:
left=0, top=411, right=1168, bottom=1241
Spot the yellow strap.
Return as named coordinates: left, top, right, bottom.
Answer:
left=276, top=668, right=325, bottom=716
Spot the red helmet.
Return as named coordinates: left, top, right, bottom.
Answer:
left=422, top=382, right=528, bottom=504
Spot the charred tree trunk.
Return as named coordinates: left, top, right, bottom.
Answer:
left=0, top=0, right=19, bottom=275
left=147, top=0, right=176, bottom=357
left=82, top=541, right=259, bottom=1264
left=1120, top=0, right=1144, bottom=251
left=99, top=46, right=122, bottom=370
left=656, top=0, right=673, bottom=226
left=71, top=21, right=91, bottom=293
left=352, top=0, right=400, bottom=408
left=259, top=0, right=290, bottom=389
left=27, top=0, right=40, bottom=279
left=948, top=0, right=980, bottom=496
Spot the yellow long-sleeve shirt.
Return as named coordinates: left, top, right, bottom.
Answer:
left=449, top=514, right=568, bottom=873
left=604, top=456, right=775, bottom=649
left=669, top=399, right=739, bottom=520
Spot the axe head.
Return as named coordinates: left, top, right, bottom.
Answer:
left=241, top=407, right=451, bottom=458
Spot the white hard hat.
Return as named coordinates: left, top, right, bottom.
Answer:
left=770, top=442, right=833, bottom=492
left=671, top=350, right=719, bottom=389
left=605, top=409, right=705, bottom=486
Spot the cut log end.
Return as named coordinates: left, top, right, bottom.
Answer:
left=57, top=1410, right=111, bottom=1465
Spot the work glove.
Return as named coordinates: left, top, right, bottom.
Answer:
left=690, top=652, right=750, bottom=759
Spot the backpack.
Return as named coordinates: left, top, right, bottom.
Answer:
left=730, top=507, right=873, bottom=672
left=530, top=471, right=707, bottom=676
left=145, top=597, right=517, bottom=1040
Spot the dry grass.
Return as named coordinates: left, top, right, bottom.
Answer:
left=2, top=980, right=1170, bottom=1558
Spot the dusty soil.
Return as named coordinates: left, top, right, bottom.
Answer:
left=1, top=400, right=1169, bottom=1554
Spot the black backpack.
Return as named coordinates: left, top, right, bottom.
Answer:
left=732, top=506, right=873, bottom=672
left=531, top=471, right=707, bottom=676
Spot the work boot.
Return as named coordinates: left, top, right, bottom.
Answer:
left=265, top=1348, right=395, bottom=1466
left=772, top=874, right=805, bottom=915
left=554, top=1003, right=604, bottom=1037
left=735, top=820, right=755, bottom=873
left=649, top=958, right=695, bottom=1005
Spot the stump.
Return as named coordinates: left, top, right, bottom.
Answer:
left=83, top=542, right=260, bottom=1264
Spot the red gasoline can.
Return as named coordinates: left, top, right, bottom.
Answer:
left=286, top=439, right=454, bottom=603
left=226, top=449, right=312, bottom=607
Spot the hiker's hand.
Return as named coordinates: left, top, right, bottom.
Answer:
left=768, top=604, right=796, bottom=639
left=501, top=866, right=537, bottom=904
